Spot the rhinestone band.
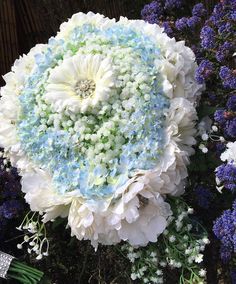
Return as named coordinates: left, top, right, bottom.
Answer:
left=0, top=251, right=14, bottom=279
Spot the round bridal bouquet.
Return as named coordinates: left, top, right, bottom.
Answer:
left=0, top=12, right=203, bottom=248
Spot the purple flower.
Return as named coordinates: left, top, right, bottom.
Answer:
left=175, top=17, right=188, bottom=31
left=192, top=3, right=207, bottom=18
left=195, top=59, right=214, bottom=84
left=230, top=11, right=236, bottom=20
left=216, top=163, right=236, bottom=191
left=216, top=42, right=234, bottom=63
left=213, top=201, right=236, bottom=262
left=141, top=1, right=164, bottom=21
left=219, top=66, right=236, bottom=89
left=214, top=109, right=226, bottom=125
left=200, top=26, right=216, bottom=49
left=162, top=21, right=174, bottom=37
left=220, top=245, right=232, bottom=263
left=218, top=22, right=233, bottom=34
left=194, top=185, right=213, bottom=209
left=210, top=3, right=227, bottom=27
left=215, top=142, right=226, bottom=156
left=225, top=118, right=236, bottom=138
left=164, top=0, right=184, bottom=10
left=226, top=96, right=236, bottom=112
left=187, top=16, right=201, bottom=29
left=0, top=200, right=23, bottom=219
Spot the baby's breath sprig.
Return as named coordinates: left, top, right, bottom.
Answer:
left=122, top=198, right=209, bottom=284
left=16, top=211, right=49, bottom=260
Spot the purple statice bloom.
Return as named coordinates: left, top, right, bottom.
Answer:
left=219, top=66, right=236, bottom=89
left=220, top=245, right=232, bottom=263
left=226, top=96, right=236, bottom=112
left=195, top=59, right=214, bottom=84
left=175, top=17, right=188, bottom=31
left=213, top=201, right=236, bottom=262
left=162, top=21, right=174, bottom=37
left=210, top=3, right=227, bottom=27
left=230, top=11, right=236, bottom=20
left=191, top=46, right=204, bottom=64
left=216, top=163, right=236, bottom=191
left=0, top=200, right=23, bottom=219
left=214, top=109, right=226, bottom=125
left=215, top=142, right=226, bottom=156
left=218, top=22, right=233, bottom=34
left=192, top=3, right=207, bottom=18
left=187, top=16, right=201, bottom=29
left=141, top=1, right=164, bottom=21
left=226, top=118, right=236, bottom=138
left=200, top=25, right=216, bottom=49
left=145, top=14, right=159, bottom=24
left=194, top=185, right=213, bottom=209
left=216, top=42, right=234, bottom=63
left=164, top=0, right=184, bottom=10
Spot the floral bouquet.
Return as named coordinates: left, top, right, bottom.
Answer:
left=0, top=12, right=203, bottom=250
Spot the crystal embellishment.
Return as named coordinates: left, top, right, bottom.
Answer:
left=0, top=251, right=14, bottom=279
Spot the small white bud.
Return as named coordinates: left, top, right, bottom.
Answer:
left=201, top=133, right=209, bottom=141
left=17, top=244, right=23, bottom=249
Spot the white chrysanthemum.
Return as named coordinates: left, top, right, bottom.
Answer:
left=0, top=12, right=203, bottom=248
left=45, top=53, right=114, bottom=113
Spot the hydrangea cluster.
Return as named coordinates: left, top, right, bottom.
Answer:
left=0, top=12, right=202, bottom=248
left=213, top=199, right=236, bottom=263
left=122, top=199, right=209, bottom=284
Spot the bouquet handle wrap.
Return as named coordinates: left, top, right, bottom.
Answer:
left=0, top=251, right=14, bottom=279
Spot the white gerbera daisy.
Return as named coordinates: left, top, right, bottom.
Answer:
left=45, top=53, right=115, bottom=113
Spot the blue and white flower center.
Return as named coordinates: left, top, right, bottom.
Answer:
left=75, top=79, right=95, bottom=99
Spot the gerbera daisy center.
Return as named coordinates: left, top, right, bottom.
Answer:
left=75, top=79, right=96, bottom=99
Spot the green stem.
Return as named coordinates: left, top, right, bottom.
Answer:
left=12, top=261, right=43, bottom=277
left=8, top=267, right=41, bottom=281
left=8, top=272, right=32, bottom=284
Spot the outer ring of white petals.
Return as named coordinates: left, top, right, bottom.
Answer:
left=0, top=13, right=203, bottom=248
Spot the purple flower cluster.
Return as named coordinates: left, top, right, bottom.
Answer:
left=0, top=150, right=24, bottom=242
left=175, top=17, right=188, bottom=31
left=194, top=185, right=213, bottom=209
left=216, top=163, right=236, bottom=191
left=192, top=3, right=207, bottom=18
left=216, top=42, right=234, bottom=63
left=209, top=0, right=236, bottom=27
left=195, top=59, right=214, bottom=84
left=164, top=0, right=184, bottom=10
left=141, top=1, right=206, bottom=38
left=200, top=26, right=216, bottom=49
left=141, top=1, right=164, bottom=24
left=213, top=200, right=236, bottom=262
left=197, top=0, right=235, bottom=91
left=219, top=66, right=236, bottom=90
left=214, top=96, right=236, bottom=139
